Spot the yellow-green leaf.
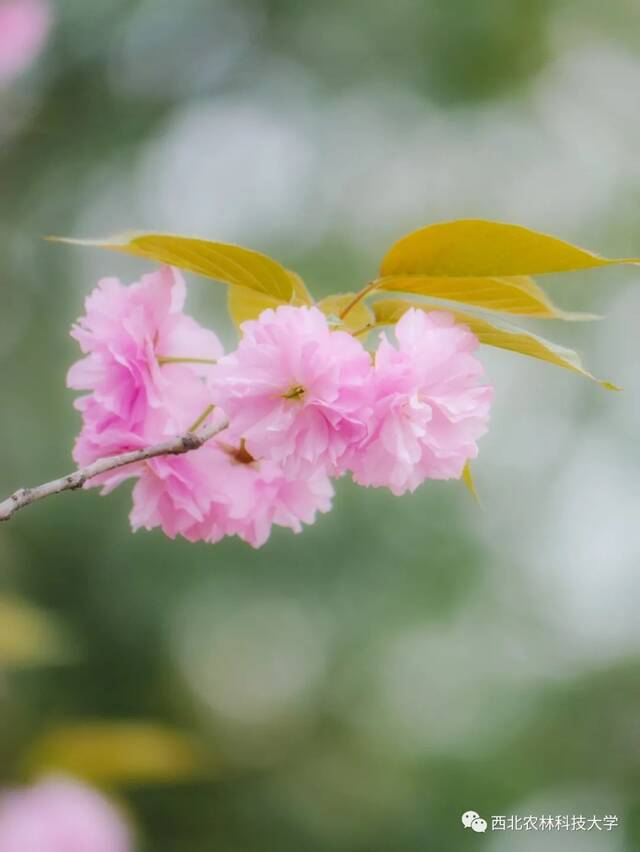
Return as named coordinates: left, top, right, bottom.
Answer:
left=24, top=722, right=202, bottom=786
left=317, top=293, right=375, bottom=334
left=381, top=219, right=640, bottom=278
left=52, top=232, right=296, bottom=300
left=227, top=271, right=313, bottom=327
left=228, top=287, right=283, bottom=327
left=0, top=594, right=74, bottom=669
left=375, top=274, right=597, bottom=320
left=287, top=270, right=314, bottom=305
left=372, top=299, right=619, bottom=390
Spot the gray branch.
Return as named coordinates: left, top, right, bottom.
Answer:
left=0, top=419, right=228, bottom=523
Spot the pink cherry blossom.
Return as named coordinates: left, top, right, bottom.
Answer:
left=347, top=308, right=493, bottom=495
left=0, top=777, right=133, bottom=852
left=130, top=428, right=334, bottom=548
left=67, top=266, right=222, bottom=492
left=66, top=270, right=495, bottom=546
left=0, top=0, right=51, bottom=85
left=217, top=453, right=334, bottom=548
left=208, top=305, right=372, bottom=476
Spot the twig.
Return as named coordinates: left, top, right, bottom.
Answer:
left=338, top=281, right=379, bottom=321
left=0, top=419, right=229, bottom=523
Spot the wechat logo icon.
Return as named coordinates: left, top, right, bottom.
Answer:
left=462, top=811, right=488, bottom=833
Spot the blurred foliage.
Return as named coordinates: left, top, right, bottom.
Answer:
left=24, top=721, right=203, bottom=785
left=0, top=593, right=72, bottom=668
left=1, top=0, right=640, bottom=850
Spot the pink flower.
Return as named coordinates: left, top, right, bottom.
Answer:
left=68, top=273, right=334, bottom=547
left=67, top=266, right=222, bottom=492
left=0, top=0, right=51, bottom=85
left=66, top=273, right=494, bottom=546
left=130, top=429, right=334, bottom=548
left=219, top=453, right=334, bottom=548
left=0, top=777, right=133, bottom=852
left=208, top=306, right=372, bottom=476
left=347, top=309, right=493, bottom=495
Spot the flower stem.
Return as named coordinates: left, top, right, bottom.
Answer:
left=338, top=281, right=379, bottom=321
left=157, top=356, right=218, bottom=366
left=188, top=404, right=215, bottom=432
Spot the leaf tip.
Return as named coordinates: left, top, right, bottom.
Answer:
left=559, top=310, right=603, bottom=322
left=43, top=235, right=98, bottom=246
left=462, top=463, right=482, bottom=507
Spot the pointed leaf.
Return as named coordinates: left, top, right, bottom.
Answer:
left=462, top=462, right=481, bottom=505
left=372, top=299, right=619, bottom=390
left=376, top=274, right=597, bottom=319
left=381, top=219, right=640, bottom=278
left=52, top=233, right=296, bottom=300
left=24, top=722, right=202, bottom=785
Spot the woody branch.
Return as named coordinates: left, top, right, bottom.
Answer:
left=0, top=419, right=229, bottom=523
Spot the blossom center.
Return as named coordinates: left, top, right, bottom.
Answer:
left=282, top=384, right=306, bottom=401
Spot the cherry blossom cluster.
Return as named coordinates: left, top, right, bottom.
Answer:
left=67, top=267, right=493, bottom=547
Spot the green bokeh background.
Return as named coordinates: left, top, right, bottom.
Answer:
left=1, top=1, right=640, bottom=849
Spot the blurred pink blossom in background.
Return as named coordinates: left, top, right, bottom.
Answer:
left=0, top=0, right=51, bottom=86
left=0, top=777, right=133, bottom=852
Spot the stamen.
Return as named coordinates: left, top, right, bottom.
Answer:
left=282, top=384, right=305, bottom=400
left=216, top=438, right=256, bottom=465
left=234, top=439, right=255, bottom=465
